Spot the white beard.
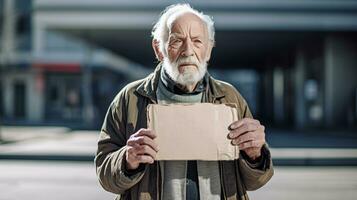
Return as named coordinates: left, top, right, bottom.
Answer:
left=162, top=56, right=207, bottom=87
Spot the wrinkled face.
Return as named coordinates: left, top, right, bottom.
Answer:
left=162, top=13, right=212, bottom=86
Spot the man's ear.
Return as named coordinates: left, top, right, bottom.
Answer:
left=152, top=39, right=164, bottom=61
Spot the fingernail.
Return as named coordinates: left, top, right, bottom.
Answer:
left=229, top=133, right=234, bottom=138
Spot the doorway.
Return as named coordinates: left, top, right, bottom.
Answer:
left=13, top=81, right=26, bottom=119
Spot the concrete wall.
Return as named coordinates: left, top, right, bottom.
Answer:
left=2, top=69, right=44, bottom=122
left=294, top=46, right=307, bottom=129
left=325, top=34, right=357, bottom=127
left=0, top=76, right=3, bottom=116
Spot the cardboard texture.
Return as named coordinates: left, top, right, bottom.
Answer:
left=147, top=103, right=239, bottom=160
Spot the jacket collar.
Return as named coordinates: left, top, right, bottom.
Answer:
left=136, top=63, right=225, bottom=103
left=207, top=76, right=226, bottom=100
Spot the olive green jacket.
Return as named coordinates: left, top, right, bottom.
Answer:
left=95, top=65, right=274, bottom=200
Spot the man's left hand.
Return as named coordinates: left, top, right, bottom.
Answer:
left=228, top=118, right=266, bottom=161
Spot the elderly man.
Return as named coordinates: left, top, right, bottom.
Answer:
left=96, top=4, right=273, bottom=200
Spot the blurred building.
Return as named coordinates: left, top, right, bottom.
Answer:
left=0, top=0, right=149, bottom=128
left=1, top=0, right=357, bottom=130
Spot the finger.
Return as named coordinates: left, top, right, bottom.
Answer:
left=133, top=145, right=157, bottom=159
left=229, top=122, right=259, bottom=139
left=126, top=146, right=138, bottom=157
left=135, top=154, right=155, bottom=164
left=127, top=135, right=159, bottom=152
left=126, top=147, right=156, bottom=164
left=137, top=128, right=156, bottom=139
left=231, top=132, right=256, bottom=145
left=135, top=128, right=157, bottom=139
left=238, top=139, right=265, bottom=150
left=235, top=127, right=266, bottom=143
left=229, top=118, right=259, bottom=130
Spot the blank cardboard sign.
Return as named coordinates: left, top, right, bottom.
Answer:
left=147, top=103, right=239, bottom=160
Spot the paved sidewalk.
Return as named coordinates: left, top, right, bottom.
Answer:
left=0, top=126, right=356, bottom=165
left=0, top=126, right=97, bottom=161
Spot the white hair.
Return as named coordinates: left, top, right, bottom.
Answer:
left=151, top=3, right=215, bottom=55
left=163, top=53, right=207, bottom=87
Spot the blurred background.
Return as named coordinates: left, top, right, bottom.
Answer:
left=0, top=0, right=356, bottom=199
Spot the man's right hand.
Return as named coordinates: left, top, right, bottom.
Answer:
left=125, top=128, right=158, bottom=170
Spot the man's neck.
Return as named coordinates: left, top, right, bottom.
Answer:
left=177, top=83, right=198, bottom=93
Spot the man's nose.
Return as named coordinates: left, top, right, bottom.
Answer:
left=181, top=39, right=194, bottom=57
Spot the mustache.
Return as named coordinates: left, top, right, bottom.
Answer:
left=175, top=56, right=200, bottom=67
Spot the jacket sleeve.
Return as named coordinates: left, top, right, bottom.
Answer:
left=238, top=144, right=274, bottom=191
left=94, top=90, right=147, bottom=194
left=236, top=93, right=274, bottom=191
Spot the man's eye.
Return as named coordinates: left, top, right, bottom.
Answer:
left=172, top=39, right=182, bottom=44
left=194, top=39, right=202, bottom=43
left=169, top=40, right=182, bottom=48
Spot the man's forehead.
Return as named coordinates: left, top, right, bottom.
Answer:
left=169, top=13, right=207, bottom=35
